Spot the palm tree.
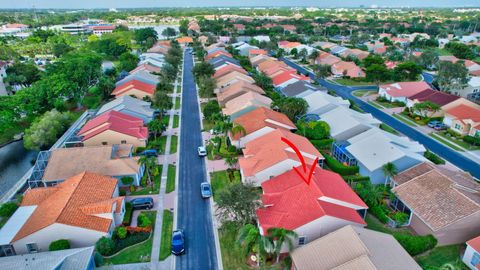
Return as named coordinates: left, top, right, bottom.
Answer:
left=237, top=224, right=274, bottom=266
left=138, top=156, right=157, bottom=188
left=224, top=156, right=238, bottom=170
left=231, top=124, right=246, bottom=148
left=266, top=227, right=298, bottom=263
left=382, top=162, right=398, bottom=186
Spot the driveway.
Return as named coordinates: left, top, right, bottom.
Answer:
left=175, top=48, right=219, bottom=270
left=126, top=195, right=160, bottom=227
left=280, top=57, right=480, bottom=179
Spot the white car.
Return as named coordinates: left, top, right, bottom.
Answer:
left=197, top=146, right=207, bottom=157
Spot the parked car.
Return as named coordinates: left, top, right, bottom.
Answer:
left=138, top=149, right=158, bottom=157
left=433, top=123, right=447, bottom=131
left=172, top=229, right=185, bottom=255
left=200, top=182, right=212, bottom=198
left=130, top=197, right=154, bottom=210
left=427, top=121, right=442, bottom=128
left=198, top=146, right=207, bottom=157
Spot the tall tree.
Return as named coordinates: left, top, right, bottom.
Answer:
left=267, top=228, right=298, bottom=263
left=216, top=182, right=260, bottom=225
left=237, top=224, right=274, bottom=266
left=436, top=61, right=469, bottom=92
left=382, top=162, right=398, bottom=185
left=273, top=97, right=309, bottom=121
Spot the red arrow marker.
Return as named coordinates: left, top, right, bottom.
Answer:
left=281, top=137, right=318, bottom=185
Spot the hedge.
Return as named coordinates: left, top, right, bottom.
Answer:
left=424, top=150, right=445, bottom=165
left=111, top=232, right=150, bottom=255
left=48, top=239, right=70, bottom=251
left=342, top=175, right=370, bottom=183
left=311, top=139, right=334, bottom=151
left=0, top=202, right=18, bottom=218
left=464, top=135, right=480, bottom=146
left=370, top=205, right=389, bottom=224
left=393, top=233, right=437, bottom=256
left=122, top=202, right=133, bottom=226
left=321, top=151, right=359, bottom=176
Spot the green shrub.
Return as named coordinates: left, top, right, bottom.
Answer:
left=122, top=202, right=133, bottom=226
left=119, top=190, right=126, bottom=196
left=391, top=212, right=409, bottom=225
left=233, top=170, right=241, bottom=182
left=116, top=226, right=127, bottom=239
left=424, top=150, right=445, bottom=165
left=121, top=176, right=134, bottom=186
left=0, top=202, right=18, bottom=218
left=112, top=232, right=150, bottom=254
left=464, top=135, right=480, bottom=146
left=136, top=147, right=146, bottom=154
left=140, top=174, right=147, bottom=187
left=393, top=233, right=437, bottom=256
left=48, top=239, right=70, bottom=251
left=227, top=145, right=237, bottom=153
left=94, top=251, right=104, bottom=266
left=137, top=213, right=153, bottom=228
left=321, top=151, right=359, bottom=176
left=370, top=205, right=388, bottom=224
left=96, top=236, right=115, bottom=256
left=342, top=175, right=370, bottom=183
left=310, top=139, right=334, bottom=151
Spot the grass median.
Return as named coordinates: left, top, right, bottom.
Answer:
left=159, top=210, right=174, bottom=261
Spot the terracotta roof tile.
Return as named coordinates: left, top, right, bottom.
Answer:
left=445, top=104, right=480, bottom=122
left=232, top=107, right=295, bottom=140
left=112, top=79, right=156, bottom=96
left=78, top=111, right=148, bottom=141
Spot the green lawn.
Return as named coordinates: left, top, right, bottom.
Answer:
left=334, top=78, right=375, bottom=86
left=435, top=48, right=453, bottom=56
left=416, top=244, right=467, bottom=270
left=149, top=136, right=167, bottom=154
left=219, top=222, right=251, bottom=270
left=367, top=101, right=384, bottom=109
left=169, top=135, right=178, bottom=154
left=104, top=211, right=157, bottom=264
left=392, top=114, right=417, bottom=127
left=174, top=97, right=181, bottom=110
left=352, top=90, right=376, bottom=97
left=430, top=133, right=464, bottom=151
left=173, top=115, right=179, bottom=129
left=129, top=168, right=162, bottom=196
left=436, top=132, right=480, bottom=151
left=159, top=210, right=173, bottom=261
left=166, top=165, right=176, bottom=193
left=380, top=123, right=399, bottom=135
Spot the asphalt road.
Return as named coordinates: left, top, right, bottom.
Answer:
left=280, top=57, right=480, bottom=179
left=175, top=48, right=218, bottom=270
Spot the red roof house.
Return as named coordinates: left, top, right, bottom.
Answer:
left=213, top=64, right=248, bottom=79
left=78, top=111, right=148, bottom=148
left=112, top=79, right=156, bottom=99
left=379, top=81, right=432, bottom=103
left=256, top=167, right=368, bottom=247
left=271, top=70, right=310, bottom=88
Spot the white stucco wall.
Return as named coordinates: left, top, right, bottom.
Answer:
left=253, top=159, right=301, bottom=186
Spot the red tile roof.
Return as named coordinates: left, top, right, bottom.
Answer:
left=232, top=107, right=296, bottom=140
left=467, top=236, right=480, bottom=252
left=257, top=167, right=367, bottom=232
left=205, top=50, right=233, bottom=60
left=380, top=81, right=432, bottom=98
left=14, top=172, right=122, bottom=242
left=409, top=89, right=460, bottom=106
left=112, top=79, right=156, bottom=96
left=249, top=49, right=268, bottom=56
left=78, top=111, right=148, bottom=141
left=213, top=64, right=247, bottom=79
left=130, top=63, right=161, bottom=74
left=445, top=104, right=480, bottom=122
left=271, top=70, right=309, bottom=86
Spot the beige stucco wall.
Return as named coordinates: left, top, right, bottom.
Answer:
left=13, top=222, right=113, bottom=254
left=230, top=127, right=275, bottom=148
left=83, top=130, right=146, bottom=148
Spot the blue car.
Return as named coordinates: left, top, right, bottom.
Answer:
left=138, top=149, right=158, bottom=157
left=427, top=121, right=441, bottom=128
left=172, top=230, right=185, bottom=255
left=200, top=182, right=212, bottom=199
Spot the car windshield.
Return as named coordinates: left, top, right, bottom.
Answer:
left=172, top=233, right=182, bottom=243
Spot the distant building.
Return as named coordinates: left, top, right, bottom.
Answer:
left=464, top=236, right=480, bottom=270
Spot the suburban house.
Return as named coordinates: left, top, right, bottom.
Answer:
left=271, top=70, right=310, bottom=89
left=257, top=60, right=288, bottom=73
left=35, top=145, right=144, bottom=187
left=455, top=76, right=480, bottom=103
left=205, top=50, right=233, bottom=61
left=290, top=225, right=421, bottom=270
left=391, top=162, right=480, bottom=245
left=406, top=88, right=460, bottom=117
left=78, top=110, right=148, bottom=148
left=256, top=168, right=368, bottom=249
left=314, top=52, right=341, bottom=66
left=116, top=70, right=159, bottom=87
left=96, top=95, right=157, bottom=123
left=318, top=106, right=381, bottom=141
left=215, top=71, right=256, bottom=90
left=229, top=107, right=296, bottom=148
left=339, top=48, right=370, bottom=60
left=111, top=79, right=156, bottom=100
left=239, top=129, right=323, bottom=186
left=331, top=61, right=365, bottom=78
left=0, top=172, right=125, bottom=256
left=222, top=91, right=272, bottom=120
left=208, top=55, right=240, bottom=69
left=249, top=49, right=268, bottom=58
left=463, top=236, right=480, bottom=270
left=379, top=81, right=433, bottom=103
left=213, top=64, right=248, bottom=79
left=303, top=91, right=350, bottom=115
left=442, top=103, right=480, bottom=136
left=332, top=128, right=426, bottom=184
left=130, top=63, right=161, bottom=74
left=216, top=81, right=265, bottom=106
left=280, top=81, right=326, bottom=98
left=233, top=43, right=259, bottom=56
left=250, top=55, right=274, bottom=67
left=0, top=246, right=96, bottom=269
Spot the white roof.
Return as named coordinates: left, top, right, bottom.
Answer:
left=346, top=128, right=425, bottom=171
left=253, top=35, right=270, bottom=42
left=303, top=91, right=350, bottom=114
left=96, top=95, right=155, bottom=119
left=468, top=76, right=480, bottom=87
left=319, top=106, right=380, bottom=139
left=0, top=206, right=36, bottom=245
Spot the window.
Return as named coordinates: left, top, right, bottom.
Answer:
left=121, top=140, right=127, bottom=144
left=471, top=252, right=480, bottom=267
left=298, top=236, right=306, bottom=245
left=102, top=142, right=108, bottom=145
left=454, top=124, right=461, bottom=130
left=26, top=243, right=38, bottom=253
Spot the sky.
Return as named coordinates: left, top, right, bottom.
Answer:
left=1, top=0, right=479, bottom=9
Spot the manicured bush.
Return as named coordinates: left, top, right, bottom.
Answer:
left=122, top=202, right=133, bottom=226
left=112, top=232, right=150, bottom=254
left=310, top=139, right=334, bottom=151
left=391, top=212, right=409, bottom=225
left=121, top=176, right=134, bottom=186
left=48, top=239, right=70, bottom=251
left=370, top=205, right=389, bottom=224
left=94, top=252, right=104, bottom=267
left=321, top=151, right=359, bottom=176
left=233, top=170, right=241, bottom=182
left=342, top=175, right=370, bottom=183
left=464, top=135, right=480, bottom=146
left=0, top=202, right=18, bottom=218
left=393, top=233, right=437, bottom=256
left=116, top=226, right=127, bottom=239
left=227, top=145, right=237, bottom=153
left=135, top=147, right=146, bottom=154
left=96, top=236, right=115, bottom=256
left=137, top=213, right=153, bottom=228
left=119, top=190, right=127, bottom=196
left=424, top=150, right=445, bottom=165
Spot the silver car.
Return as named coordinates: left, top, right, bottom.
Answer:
left=197, top=146, right=207, bottom=157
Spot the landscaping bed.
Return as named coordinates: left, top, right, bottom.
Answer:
left=173, top=115, right=179, bottom=128
left=166, top=164, right=176, bottom=193
left=436, top=131, right=480, bottom=151
left=416, top=244, right=467, bottom=269
left=375, top=96, right=406, bottom=108
left=210, top=169, right=241, bottom=202
left=170, top=135, right=178, bottom=154
left=159, top=210, right=173, bottom=261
